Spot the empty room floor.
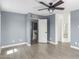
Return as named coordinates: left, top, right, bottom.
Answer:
left=0, top=43, right=79, bottom=59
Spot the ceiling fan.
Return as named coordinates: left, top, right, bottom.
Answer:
left=38, top=0, right=64, bottom=12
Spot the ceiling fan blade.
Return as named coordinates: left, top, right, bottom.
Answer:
left=55, top=7, right=64, bottom=10
left=38, top=8, right=48, bottom=11
left=39, top=2, right=49, bottom=7
left=52, top=0, right=64, bottom=7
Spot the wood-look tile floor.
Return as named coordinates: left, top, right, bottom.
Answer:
left=0, top=43, right=79, bottom=59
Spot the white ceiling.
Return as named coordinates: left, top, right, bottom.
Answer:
left=1, top=0, right=79, bottom=16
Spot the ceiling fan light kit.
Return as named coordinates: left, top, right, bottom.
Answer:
left=48, top=9, right=54, bottom=13
left=49, top=9, right=53, bottom=13
left=38, top=0, right=64, bottom=13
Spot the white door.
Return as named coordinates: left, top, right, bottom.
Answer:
left=38, top=19, right=47, bottom=43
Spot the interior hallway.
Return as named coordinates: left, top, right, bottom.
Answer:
left=0, top=43, right=79, bottom=59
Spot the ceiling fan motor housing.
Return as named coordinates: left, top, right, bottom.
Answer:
left=49, top=3, right=53, bottom=6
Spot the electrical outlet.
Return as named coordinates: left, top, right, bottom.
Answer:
left=75, top=42, right=77, bottom=45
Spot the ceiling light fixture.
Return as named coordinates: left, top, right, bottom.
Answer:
left=48, top=9, right=54, bottom=15
left=49, top=9, right=53, bottom=13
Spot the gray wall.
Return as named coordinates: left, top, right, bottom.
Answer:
left=1, top=12, right=48, bottom=46
left=0, top=11, right=1, bottom=46
left=48, top=14, right=55, bottom=42
left=71, top=10, right=79, bottom=47
left=25, top=13, right=32, bottom=44
left=1, top=12, right=26, bottom=46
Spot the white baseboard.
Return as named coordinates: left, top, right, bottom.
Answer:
left=71, top=45, right=79, bottom=50
left=48, top=41, right=58, bottom=45
left=1, top=42, right=31, bottom=49
left=0, top=48, right=1, bottom=54
left=38, top=42, right=48, bottom=44
left=25, top=42, right=31, bottom=46
left=61, top=41, right=70, bottom=43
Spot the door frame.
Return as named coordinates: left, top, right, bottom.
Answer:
left=31, top=19, right=38, bottom=44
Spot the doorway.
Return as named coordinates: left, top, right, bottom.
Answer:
left=31, top=19, right=48, bottom=45
left=31, top=20, right=38, bottom=45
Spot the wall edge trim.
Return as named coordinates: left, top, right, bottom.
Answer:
left=1, top=42, right=31, bottom=49
left=48, top=41, right=58, bottom=45
left=71, top=45, right=79, bottom=50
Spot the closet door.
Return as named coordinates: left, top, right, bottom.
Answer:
left=38, top=19, right=47, bottom=43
